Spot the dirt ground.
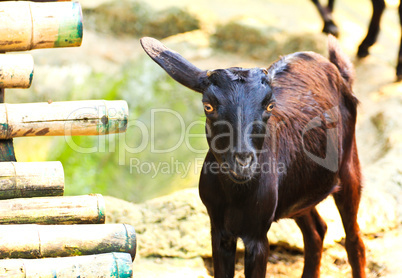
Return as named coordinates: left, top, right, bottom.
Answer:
left=207, top=229, right=402, bottom=278
left=132, top=227, right=402, bottom=277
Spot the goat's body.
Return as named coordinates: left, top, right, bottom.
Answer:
left=141, top=36, right=366, bottom=278
left=199, top=49, right=365, bottom=277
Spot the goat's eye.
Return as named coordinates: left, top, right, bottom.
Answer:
left=204, top=103, right=214, bottom=113
left=266, top=103, right=275, bottom=112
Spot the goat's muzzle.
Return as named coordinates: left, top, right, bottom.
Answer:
left=223, top=152, right=258, bottom=184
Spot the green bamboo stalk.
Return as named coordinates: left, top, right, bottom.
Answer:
left=0, top=224, right=136, bottom=260
left=0, top=161, right=64, bottom=200
left=0, top=2, right=82, bottom=52
left=0, top=252, right=133, bottom=278
left=0, top=195, right=105, bottom=224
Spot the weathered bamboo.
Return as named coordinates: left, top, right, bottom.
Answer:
left=0, top=252, right=133, bottom=278
left=0, top=1, right=82, bottom=52
left=0, top=161, right=64, bottom=199
left=0, top=194, right=106, bottom=224
left=0, top=54, right=34, bottom=88
left=0, top=224, right=136, bottom=260
left=0, top=100, right=129, bottom=139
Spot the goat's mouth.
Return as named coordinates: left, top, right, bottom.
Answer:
left=227, top=169, right=253, bottom=184
left=221, top=163, right=255, bottom=184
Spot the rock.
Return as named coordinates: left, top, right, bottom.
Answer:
left=358, top=86, right=402, bottom=223
left=268, top=183, right=399, bottom=250
left=105, top=189, right=211, bottom=258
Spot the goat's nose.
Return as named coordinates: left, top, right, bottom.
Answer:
left=235, top=153, right=253, bottom=168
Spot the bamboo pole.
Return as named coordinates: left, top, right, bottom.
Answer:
left=0, top=100, right=129, bottom=139
left=0, top=161, right=64, bottom=199
left=0, top=194, right=106, bottom=224
left=0, top=252, right=133, bottom=278
left=0, top=54, right=34, bottom=89
left=0, top=224, right=136, bottom=260
left=0, top=1, right=82, bottom=52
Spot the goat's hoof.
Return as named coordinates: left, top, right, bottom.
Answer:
left=323, top=22, right=339, bottom=37
left=357, top=45, right=370, bottom=58
left=396, top=65, right=402, bottom=82
left=396, top=72, right=402, bottom=82
left=357, top=46, right=369, bottom=58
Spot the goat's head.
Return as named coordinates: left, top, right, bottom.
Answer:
left=141, top=37, right=275, bottom=183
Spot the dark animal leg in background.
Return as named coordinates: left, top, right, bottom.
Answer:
left=211, top=229, right=237, bottom=278
left=357, top=0, right=386, bottom=58
left=311, top=0, right=339, bottom=37
left=327, top=0, right=335, bottom=12
left=397, top=2, right=402, bottom=81
left=243, top=237, right=269, bottom=278
left=333, top=141, right=366, bottom=278
left=295, top=208, right=327, bottom=278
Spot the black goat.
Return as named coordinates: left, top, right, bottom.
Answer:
left=313, top=0, right=402, bottom=81
left=140, top=36, right=366, bottom=278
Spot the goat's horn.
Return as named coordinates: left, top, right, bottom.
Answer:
left=140, top=37, right=207, bottom=93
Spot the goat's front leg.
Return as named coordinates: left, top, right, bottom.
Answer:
left=211, top=227, right=237, bottom=278
left=243, top=237, right=269, bottom=278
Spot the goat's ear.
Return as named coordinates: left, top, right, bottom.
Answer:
left=140, top=37, right=207, bottom=93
